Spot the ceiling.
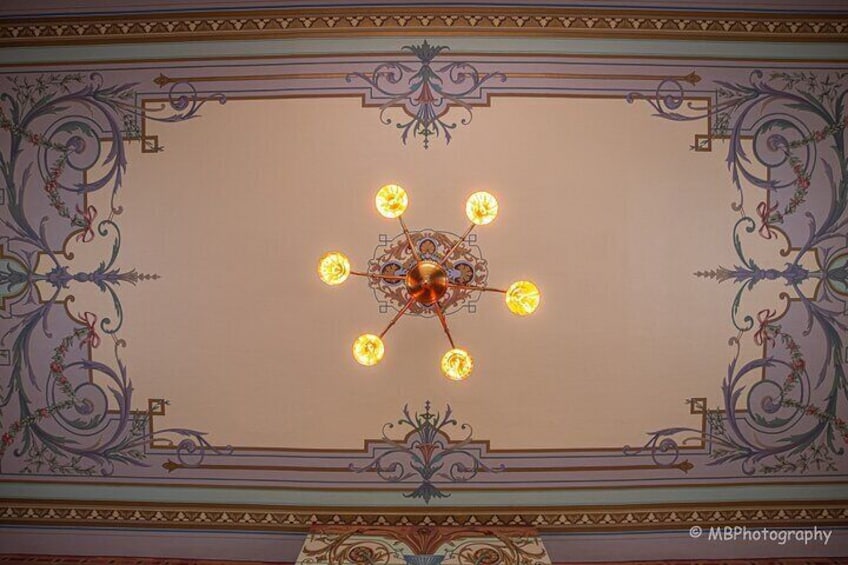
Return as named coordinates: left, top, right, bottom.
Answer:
left=0, top=0, right=846, bottom=562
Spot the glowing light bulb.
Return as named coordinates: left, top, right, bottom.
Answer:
left=318, top=252, right=351, bottom=286
left=465, top=191, right=498, bottom=225
left=441, top=348, right=473, bottom=381
left=505, top=280, right=540, bottom=316
left=375, top=184, right=408, bottom=218
left=352, top=334, right=385, bottom=366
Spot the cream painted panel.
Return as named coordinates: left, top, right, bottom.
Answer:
left=66, top=96, right=793, bottom=449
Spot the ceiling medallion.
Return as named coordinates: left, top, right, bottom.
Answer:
left=368, top=227, right=488, bottom=317
left=318, top=185, right=540, bottom=381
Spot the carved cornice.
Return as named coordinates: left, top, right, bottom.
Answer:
left=1, top=499, right=846, bottom=532
left=0, top=8, right=846, bottom=46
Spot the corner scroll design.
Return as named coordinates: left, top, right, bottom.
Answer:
left=347, top=41, right=506, bottom=148
left=625, top=70, right=848, bottom=476
left=350, top=401, right=504, bottom=503
left=0, top=73, right=229, bottom=475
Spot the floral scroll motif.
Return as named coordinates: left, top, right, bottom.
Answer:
left=302, top=525, right=548, bottom=565
left=0, top=73, right=229, bottom=475
left=350, top=402, right=503, bottom=503
left=301, top=529, right=407, bottom=565
left=368, top=229, right=488, bottom=316
left=347, top=41, right=506, bottom=148
left=625, top=71, right=847, bottom=475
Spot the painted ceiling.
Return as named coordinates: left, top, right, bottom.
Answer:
left=0, top=0, right=847, bottom=563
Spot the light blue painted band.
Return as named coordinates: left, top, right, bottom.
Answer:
left=1, top=481, right=845, bottom=507
left=2, top=37, right=847, bottom=66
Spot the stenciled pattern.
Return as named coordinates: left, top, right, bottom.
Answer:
left=625, top=71, right=848, bottom=475
left=299, top=525, right=549, bottom=565
left=368, top=229, right=488, bottom=316
left=347, top=41, right=505, bottom=148
left=2, top=499, right=847, bottom=532
left=2, top=10, right=846, bottom=46
left=0, top=73, right=229, bottom=475
left=350, top=402, right=503, bottom=503
left=2, top=49, right=845, bottom=500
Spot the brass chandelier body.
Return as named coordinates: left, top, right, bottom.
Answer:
left=405, top=260, right=449, bottom=305
left=318, top=185, right=540, bottom=381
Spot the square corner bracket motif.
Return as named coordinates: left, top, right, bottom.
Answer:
left=2, top=49, right=846, bottom=494
left=622, top=71, right=848, bottom=477
left=0, top=73, right=229, bottom=476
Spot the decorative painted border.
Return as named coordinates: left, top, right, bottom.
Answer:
left=1, top=48, right=846, bottom=500
left=1, top=8, right=847, bottom=46
left=0, top=73, right=233, bottom=478
left=0, top=50, right=714, bottom=493
left=621, top=70, right=848, bottom=478
left=1, top=499, right=846, bottom=533
left=151, top=397, right=702, bottom=488
left=300, top=525, right=549, bottom=565
left=0, top=559, right=287, bottom=565
left=0, top=559, right=845, bottom=565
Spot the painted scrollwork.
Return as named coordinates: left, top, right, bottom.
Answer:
left=368, top=229, right=488, bottom=316
left=443, top=534, right=548, bottom=565
left=303, top=526, right=547, bottom=565
left=301, top=529, right=407, bottom=565
left=0, top=73, right=229, bottom=475
left=625, top=70, right=847, bottom=475
left=350, top=402, right=504, bottom=503
left=347, top=41, right=506, bottom=148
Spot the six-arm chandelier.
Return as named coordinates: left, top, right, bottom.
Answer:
left=318, top=185, right=540, bottom=381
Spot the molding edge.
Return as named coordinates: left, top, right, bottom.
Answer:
left=1, top=8, right=847, bottom=46
left=2, top=499, right=847, bottom=533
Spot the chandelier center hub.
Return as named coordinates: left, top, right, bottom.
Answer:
left=406, top=260, right=449, bottom=305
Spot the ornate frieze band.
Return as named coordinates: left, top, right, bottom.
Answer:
left=0, top=559, right=845, bottom=565
left=1, top=9, right=847, bottom=46
left=1, top=499, right=846, bottom=532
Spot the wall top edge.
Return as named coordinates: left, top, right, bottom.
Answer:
left=0, top=6, right=846, bottom=50
left=2, top=38, right=848, bottom=69
left=2, top=482, right=847, bottom=509
left=2, top=0, right=848, bottom=20
left=1, top=497, right=847, bottom=534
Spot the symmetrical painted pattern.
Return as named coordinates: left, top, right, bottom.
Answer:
left=1, top=558, right=846, bottom=565
left=0, top=74, right=228, bottom=475
left=369, top=231, right=488, bottom=316
left=348, top=41, right=505, bottom=148
left=1, top=499, right=847, bottom=532
left=626, top=71, right=848, bottom=477
left=298, top=525, right=549, bottom=565
left=1, top=9, right=847, bottom=45
left=0, top=41, right=846, bottom=532
left=350, top=402, right=502, bottom=503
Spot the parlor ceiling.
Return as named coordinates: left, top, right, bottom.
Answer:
left=0, top=0, right=847, bottom=562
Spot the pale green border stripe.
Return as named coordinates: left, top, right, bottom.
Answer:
left=1, top=37, right=847, bottom=66
left=1, top=482, right=846, bottom=506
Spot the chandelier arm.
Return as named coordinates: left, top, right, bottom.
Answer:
left=432, top=301, right=456, bottom=349
left=448, top=282, right=507, bottom=294
left=379, top=296, right=416, bottom=339
left=351, top=271, right=407, bottom=282
left=439, top=222, right=475, bottom=266
left=398, top=216, right=421, bottom=262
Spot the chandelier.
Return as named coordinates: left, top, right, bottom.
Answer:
left=317, top=184, right=540, bottom=381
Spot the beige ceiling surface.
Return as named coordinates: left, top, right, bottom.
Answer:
left=58, top=96, right=802, bottom=450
